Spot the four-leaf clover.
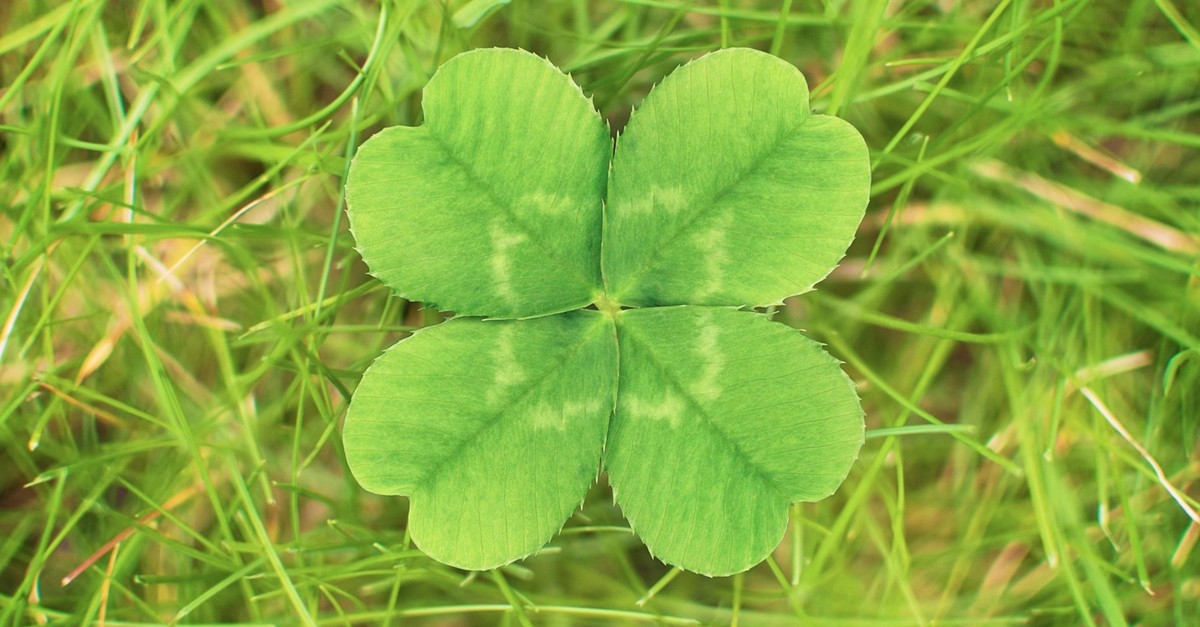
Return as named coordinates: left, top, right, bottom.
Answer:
left=343, top=47, right=870, bottom=576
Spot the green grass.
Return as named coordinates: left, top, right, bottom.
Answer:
left=2, top=0, right=1198, bottom=624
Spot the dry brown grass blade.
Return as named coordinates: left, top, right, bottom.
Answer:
left=973, top=159, right=1200, bottom=255
left=61, top=482, right=203, bottom=587
left=1172, top=522, right=1199, bottom=569
left=36, top=380, right=128, bottom=429
left=1079, top=386, right=1200, bottom=526
left=1052, top=130, right=1143, bottom=184
left=969, top=541, right=1030, bottom=616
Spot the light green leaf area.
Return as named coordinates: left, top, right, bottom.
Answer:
left=345, top=48, right=610, bottom=319
left=343, top=311, right=617, bottom=570
left=605, top=306, right=864, bottom=576
left=603, top=48, right=870, bottom=307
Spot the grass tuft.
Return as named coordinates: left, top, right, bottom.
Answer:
left=2, top=0, right=1198, bottom=624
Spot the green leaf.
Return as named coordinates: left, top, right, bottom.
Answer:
left=345, top=48, right=610, bottom=319
left=603, top=48, right=870, bottom=307
left=343, top=311, right=618, bottom=569
left=342, top=47, right=871, bottom=576
left=605, top=306, right=864, bottom=576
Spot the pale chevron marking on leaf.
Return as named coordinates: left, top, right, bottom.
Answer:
left=690, top=312, right=723, bottom=403
left=692, top=212, right=733, bottom=300
left=520, top=190, right=571, bottom=215
left=628, top=185, right=687, bottom=214
left=531, top=399, right=606, bottom=432
left=623, top=391, right=685, bottom=428
left=486, top=325, right=525, bottom=406
left=490, top=220, right=528, bottom=302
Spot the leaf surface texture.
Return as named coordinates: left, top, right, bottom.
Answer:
left=344, top=312, right=617, bottom=569
left=605, top=307, right=864, bottom=575
left=346, top=48, right=610, bottom=319
left=604, top=49, right=870, bottom=306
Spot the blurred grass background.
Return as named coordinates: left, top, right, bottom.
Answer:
left=2, top=0, right=1198, bottom=624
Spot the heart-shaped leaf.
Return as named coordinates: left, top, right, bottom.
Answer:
left=343, top=47, right=870, bottom=576
left=343, top=312, right=617, bottom=569
left=603, top=48, right=870, bottom=307
left=605, top=306, right=864, bottom=576
left=345, top=48, right=610, bottom=319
